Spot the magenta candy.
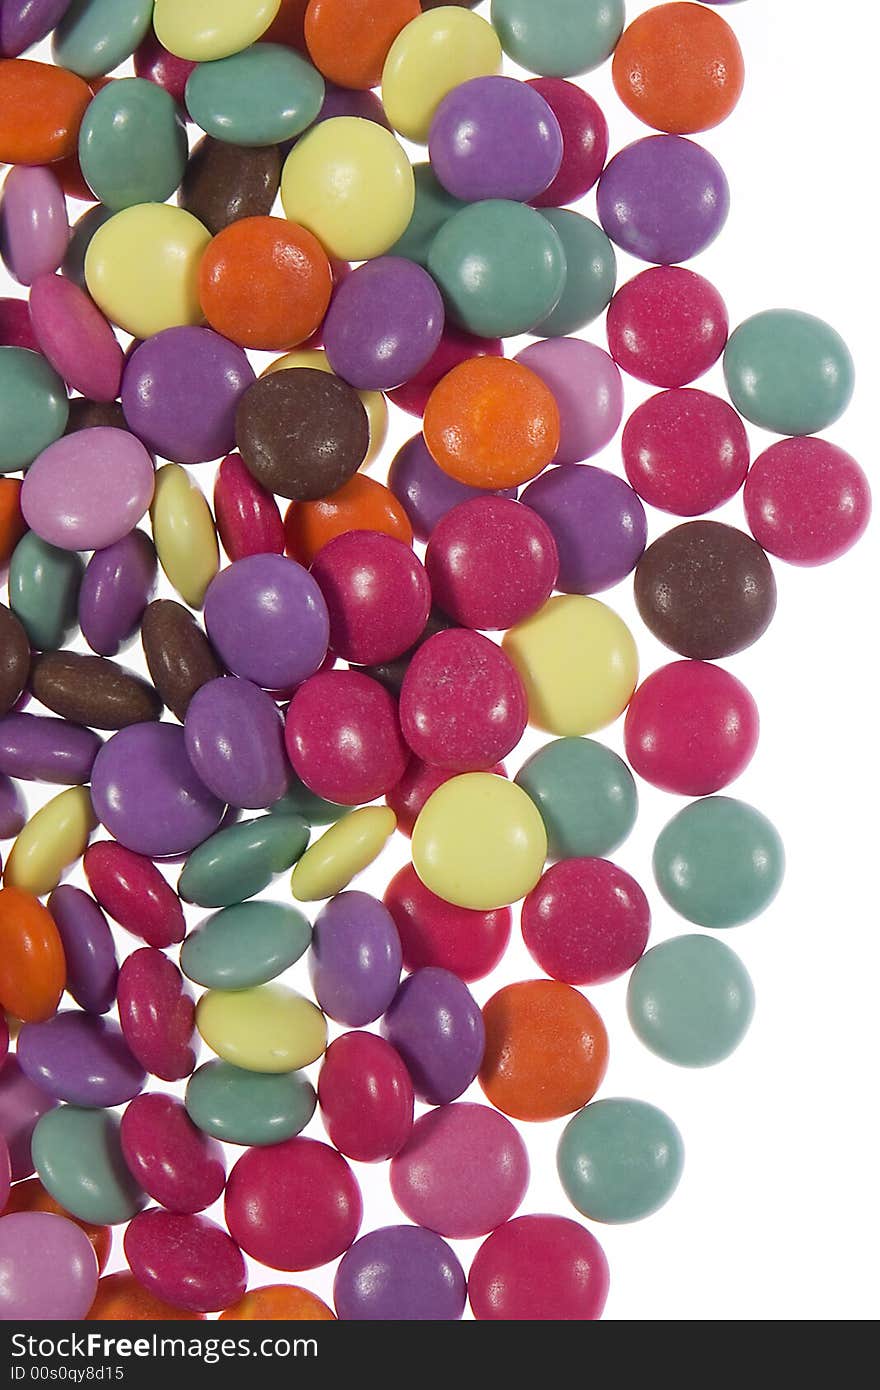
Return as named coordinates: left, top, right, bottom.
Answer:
left=0, top=773, right=27, bottom=838
left=0, top=1212, right=98, bottom=1322
left=309, top=890, right=402, bottom=1027
left=120, top=1093, right=226, bottom=1215
left=386, top=755, right=506, bottom=839
left=116, top=948, right=197, bottom=1083
left=0, top=1058, right=56, bottom=1181
left=334, top=1225, right=466, bottom=1322
left=285, top=669, right=409, bottom=806
left=0, top=167, right=69, bottom=286
left=522, top=464, right=647, bottom=594
left=184, top=676, right=290, bottom=810
left=429, top=76, right=562, bottom=203
left=469, top=1214, right=609, bottom=1321
left=47, top=885, right=118, bottom=1015
left=83, top=840, right=185, bottom=948
left=124, top=1209, right=246, bottom=1314
left=28, top=273, right=124, bottom=402
left=22, top=427, right=155, bottom=551
left=0, top=296, right=39, bottom=350
left=607, top=265, right=729, bottom=388
left=384, top=861, right=512, bottom=982
left=515, top=338, right=624, bottom=464
left=597, top=135, right=730, bottom=265
left=527, top=78, right=608, bottom=207
left=323, top=257, right=445, bottom=392
left=521, top=858, right=651, bottom=986
left=0, top=713, right=103, bottom=785
left=744, top=437, right=872, bottom=566
left=387, top=324, right=503, bottom=419
left=133, top=27, right=198, bottom=107
left=213, top=452, right=285, bottom=562
left=388, top=432, right=517, bottom=542
left=204, top=552, right=329, bottom=692
left=623, top=388, right=750, bottom=516
left=17, top=1011, right=147, bottom=1108
left=317, top=1031, right=414, bottom=1164
left=78, top=529, right=158, bottom=657
left=311, top=530, right=431, bottom=666
left=381, top=966, right=485, bottom=1105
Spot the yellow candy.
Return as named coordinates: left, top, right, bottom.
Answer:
left=196, top=984, right=327, bottom=1074
left=153, top=0, right=281, bottom=62
left=382, top=9, right=503, bottom=144
left=263, top=350, right=388, bottom=466
left=151, top=464, right=219, bottom=610
left=412, top=772, right=546, bottom=911
left=281, top=118, right=414, bottom=262
left=291, top=806, right=396, bottom=903
left=4, top=787, right=96, bottom=897
left=85, top=203, right=210, bottom=341
left=503, top=594, right=639, bottom=737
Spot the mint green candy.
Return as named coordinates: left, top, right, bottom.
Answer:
left=185, top=44, right=325, bottom=147
left=79, top=78, right=188, bottom=212
left=185, top=1060, right=316, bottom=1146
left=490, top=0, right=625, bottom=78
left=270, top=775, right=350, bottom=828
left=0, top=347, right=68, bottom=473
left=653, top=796, right=785, bottom=929
left=52, top=0, right=154, bottom=80
left=724, top=309, right=855, bottom=436
left=558, top=1098, right=684, bottom=1224
left=390, top=164, right=466, bottom=269
left=9, top=533, right=84, bottom=651
left=515, top=737, right=637, bottom=860
left=535, top=211, right=616, bottom=336
left=627, top=934, right=755, bottom=1068
left=178, top=813, right=310, bottom=908
left=181, top=901, right=312, bottom=989
left=32, top=1106, right=147, bottom=1225
left=428, top=199, right=566, bottom=337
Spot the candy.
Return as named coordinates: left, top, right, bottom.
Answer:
left=384, top=863, right=511, bottom=981
left=120, top=1093, right=226, bottom=1215
left=220, top=1286, right=335, bottom=1321
left=237, top=368, right=369, bottom=502
left=323, top=258, right=444, bottom=393
left=0, top=346, right=68, bottom=472
left=653, top=795, right=785, bottom=929
left=179, top=138, right=281, bottom=236
left=521, top=858, right=650, bottom=986
left=468, top=1214, right=609, bottom=1321
left=521, top=466, right=646, bottom=597
left=532, top=210, right=617, bottom=336
left=290, top=806, right=397, bottom=901
left=185, top=43, right=324, bottom=147
left=32, top=1105, right=147, bottom=1225
left=627, top=933, right=755, bottom=1067
left=29, top=274, right=123, bottom=403
left=52, top=0, right=153, bottom=78
left=388, top=324, right=502, bottom=417
left=622, top=387, right=750, bottom=516
left=153, top=0, right=283, bottom=64
left=63, top=395, right=123, bottom=432
left=285, top=670, right=408, bottom=805
left=0, top=2, right=73, bottom=59
left=184, top=676, right=290, bottom=810
left=612, top=2, right=744, bottom=133
left=334, top=1226, right=466, bottom=1321
left=0, top=773, right=27, bottom=839
left=744, top=438, right=871, bottom=566
left=0, top=296, right=38, bottom=348
left=22, top=429, right=154, bottom=554
left=304, top=0, right=419, bottom=91
left=317, top=1031, right=414, bottom=1163
left=558, top=1098, right=684, bottom=1224
left=8, top=533, right=83, bottom=650
left=284, top=473, right=411, bottom=568
left=61, top=204, right=112, bottom=288
left=116, top=949, right=197, bottom=1083
left=0, top=604, right=30, bottom=716
left=597, top=135, right=729, bottom=265
left=78, top=531, right=157, bottom=658
left=134, top=26, right=198, bottom=105
left=309, top=891, right=402, bottom=1027
left=0, top=1058, right=56, bottom=1180
left=517, top=340, right=624, bottom=465
left=214, top=453, right=285, bottom=562
left=123, top=1210, right=246, bottom=1315
left=528, top=79, right=608, bottom=206
left=430, top=76, right=562, bottom=202
left=270, top=775, right=348, bottom=828
left=141, top=599, right=223, bottom=721
left=78, top=78, right=187, bottom=212
left=425, top=497, right=557, bottom=630
left=28, top=652, right=159, bottom=731
left=178, top=813, right=310, bottom=909
left=607, top=264, right=729, bottom=387
left=84, top=842, right=185, bottom=950
left=491, top=0, right=624, bottom=77
left=388, top=433, right=515, bottom=541
left=381, top=966, right=484, bottom=1104
left=85, top=203, right=211, bottom=340
left=264, top=347, right=388, bottom=466
left=724, top=309, right=855, bottom=436
left=381, top=7, right=502, bottom=143
left=17, top=1012, right=146, bottom=1108
left=4, top=785, right=96, bottom=895
left=150, top=464, right=220, bottom=609
left=196, top=983, right=327, bottom=1073
left=1, top=1177, right=111, bottom=1272
left=312, top=531, right=431, bottom=666
left=0, top=885, right=66, bottom=1022
left=0, top=1211, right=98, bottom=1321
left=87, top=1272, right=203, bottom=1321
left=181, top=901, right=311, bottom=991
left=185, top=1060, right=316, bottom=1147
left=0, top=166, right=69, bottom=286
left=0, top=59, right=91, bottom=165
left=47, top=885, right=117, bottom=1015
left=388, top=164, right=465, bottom=270
left=0, top=478, right=26, bottom=565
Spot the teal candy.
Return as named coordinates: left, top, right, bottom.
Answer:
left=185, top=44, right=325, bottom=147
left=428, top=199, right=566, bottom=338
left=627, top=934, right=755, bottom=1068
left=557, top=1098, right=685, bottom=1224
left=724, top=309, right=855, bottom=436
left=490, top=0, right=625, bottom=78
left=178, top=813, right=310, bottom=908
left=52, top=0, right=154, bottom=80
left=78, top=79, right=188, bottom=213
left=181, top=901, right=312, bottom=989
left=389, top=164, right=466, bottom=269
left=270, top=775, right=350, bottom=828
left=515, top=737, right=637, bottom=860
left=534, top=210, right=617, bottom=336
left=32, top=1106, right=147, bottom=1225
left=0, top=348, right=68, bottom=474
left=185, top=1060, right=316, bottom=1146
left=9, top=533, right=84, bottom=651
left=653, top=795, right=785, bottom=929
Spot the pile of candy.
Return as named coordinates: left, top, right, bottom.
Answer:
left=0, top=0, right=871, bottom=1323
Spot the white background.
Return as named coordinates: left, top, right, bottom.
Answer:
left=3, top=0, right=878, bottom=1322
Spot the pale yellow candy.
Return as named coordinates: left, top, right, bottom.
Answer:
left=291, top=806, right=396, bottom=903
left=4, top=787, right=96, bottom=897
left=151, top=464, right=219, bottom=610
left=382, top=9, right=502, bottom=144
left=412, top=772, right=546, bottom=911
left=196, top=984, right=327, bottom=1074
left=84, top=203, right=210, bottom=341
left=264, top=350, right=388, bottom=465
left=153, top=0, right=281, bottom=62
left=281, top=118, right=414, bottom=262
left=503, top=594, right=639, bottom=737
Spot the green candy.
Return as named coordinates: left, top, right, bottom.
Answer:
left=79, top=78, right=188, bottom=213
left=627, top=934, right=755, bottom=1068
left=185, top=44, right=325, bottom=147
left=178, top=812, right=310, bottom=908
left=653, top=796, right=785, bottom=929
left=534, top=210, right=616, bottom=336
left=181, top=900, right=312, bottom=989
left=270, top=774, right=350, bottom=828
left=185, top=1060, right=316, bottom=1146
left=558, top=1098, right=685, bottom=1224
left=390, top=163, right=466, bottom=269
left=429, top=199, right=566, bottom=338
left=490, top=0, right=625, bottom=78
left=52, top=0, right=154, bottom=80
left=9, top=533, right=84, bottom=652
left=0, top=347, right=68, bottom=473
left=32, top=1106, right=146, bottom=1225
left=724, top=309, right=855, bottom=436
left=515, top=737, right=637, bottom=860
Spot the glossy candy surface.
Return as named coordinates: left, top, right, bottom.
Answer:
left=607, top=265, right=728, bottom=387
left=141, top=600, right=222, bottom=721
left=528, top=78, right=608, bottom=205
left=324, top=256, right=443, bottom=393
left=491, top=0, right=624, bottom=78
left=17, top=1012, right=146, bottom=1108
left=85, top=204, right=211, bottom=341
left=0, top=1058, right=57, bottom=1180
left=178, top=813, right=310, bottom=909
left=533, top=209, right=617, bottom=336
left=185, top=1061, right=316, bottom=1148
left=1, top=166, right=69, bottom=286
left=150, top=464, right=220, bottom=609
left=312, top=531, right=431, bottom=666
left=0, top=1211, right=98, bottom=1321
left=197, top=983, right=326, bottom=1074
left=558, top=1097, right=685, bottom=1225
left=153, top=0, right=284, bottom=63
left=334, top=1225, right=466, bottom=1321
left=286, top=670, right=407, bottom=806
left=425, top=497, right=557, bottom=630
left=309, top=891, right=402, bottom=1027
left=522, top=465, right=646, bottom=595
left=291, top=806, right=397, bottom=902
left=627, top=933, right=755, bottom=1067
left=622, top=388, right=749, bottom=516
left=284, top=473, right=411, bottom=567
left=185, top=43, right=324, bottom=147
left=522, top=858, right=650, bottom=985
left=124, top=1210, right=246, bottom=1314
left=32, top=1105, right=146, bottom=1225
left=388, top=433, right=515, bottom=542
left=469, top=1214, right=609, bottom=1321
left=84, top=841, right=185, bottom=948
left=22, top=429, right=154, bottom=553
left=9, top=534, right=84, bottom=651
left=179, top=139, right=281, bottom=236
left=47, top=886, right=117, bottom=1015
left=724, top=309, right=855, bottom=436
left=305, top=0, right=419, bottom=91
left=744, top=438, right=871, bottom=566
left=387, top=323, right=502, bottom=417
left=0, top=58, right=92, bottom=166
left=52, top=0, right=154, bottom=78
left=184, top=676, right=290, bottom=810
left=116, top=949, right=197, bottom=1083
left=0, top=885, right=66, bottom=1023
left=181, top=901, right=311, bottom=991
left=653, top=795, right=785, bottom=928
left=78, top=78, right=187, bottom=212
left=0, top=713, right=101, bottom=787
left=87, top=1271, right=203, bottom=1321
left=381, top=966, right=484, bottom=1104
left=213, top=453, right=285, bottom=562
left=612, top=2, right=744, bottom=133
left=598, top=135, right=729, bottom=264
left=78, top=531, right=157, bottom=658
left=1, top=1176, right=111, bottom=1272
left=237, top=368, right=369, bottom=502
left=382, top=7, right=501, bottom=143
left=120, top=1093, right=226, bottom=1214
left=384, top=865, right=510, bottom=984
left=219, top=1285, right=335, bottom=1321
left=0, top=346, right=68, bottom=473
left=429, top=76, right=561, bottom=203
left=318, top=1030, right=414, bottom=1163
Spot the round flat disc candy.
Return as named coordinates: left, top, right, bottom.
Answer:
left=52, top=0, right=153, bottom=78
left=8, top=533, right=84, bottom=652
left=141, top=599, right=222, bottom=722
left=133, top=26, right=198, bottom=105
left=0, top=346, right=68, bottom=474
left=197, top=982, right=326, bottom=1074
left=117, top=949, right=197, bottom=1082
left=1, top=2, right=74, bottom=59
left=264, top=346, right=388, bottom=468
left=124, top=1210, right=246, bottom=1315
left=152, top=462, right=220, bottom=608
left=654, top=795, right=785, bottom=929
left=86, top=1271, right=204, bottom=1321
left=469, top=1214, right=609, bottom=1321
left=384, top=863, right=511, bottom=981
left=204, top=553, right=329, bottom=691
left=491, top=0, right=623, bottom=77
left=0, top=165, right=69, bottom=286
left=184, top=677, right=290, bottom=810
left=381, top=7, right=501, bottom=144
left=1, top=1177, right=111, bottom=1274
left=185, top=1060, right=316, bottom=1148
left=219, top=1285, right=335, bottom=1322
left=0, top=885, right=66, bottom=1024
left=429, top=76, right=562, bottom=203
left=627, top=933, right=755, bottom=1066
left=623, top=388, right=750, bottom=516
left=236, top=368, right=368, bottom=502
left=381, top=967, right=484, bottom=1105
left=724, top=309, right=855, bottom=436
left=21, top=429, right=154, bottom=552
left=532, top=210, right=617, bottom=337
left=28, top=650, right=159, bottom=731
left=29, top=273, right=124, bottom=404
left=153, top=0, right=282, bottom=62
left=607, top=265, right=729, bottom=388
left=32, top=1106, right=146, bottom=1226
left=558, top=1098, right=684, bottom=1224
left=290, top=806, right=396, bottom=902
left=179, top=138, right=281, bottom=237
left=0, top=1212, right=99, bottom=1321
left=47, top=885, right=117, bottom=1015
left=528, top=79, right=607, bottom=206
left=120, top=1093, right=225, bottom=1215
left=311, top=531, right=430, bottom=667
left=304, top=0, right=419, bottom=91
left=515, top=737, right=637, bottom=861
left=323, top=257, right=444, bottom=393
left=285, top=669, right=407, bottom=806
left=625, top=660, right=759, bottom=795
left=389, top=432, right=516, bottom=541
left=516, top=339, right=623, bottom=464
left=283, top=473, right=411, bottom=568
left=213, top=452, right=285, bottom=562
left=335, top=1225, right=466, bottom=1322
left=634, top=520, right=777, bottom=660
left=522, top=858, right=650, bottom=985
left=185, top=43, right=324, bottom=147
left=522, top=465, right=646, bottom=595
left=84, top=203, right=211, bottom=340
left=317, top=1030, right=413, bottom=1163
left=425, top=497, right=558, bottom=630
left=17, top=1011, right=146, bottom=1108
left=387, top=323, right=503, bottom=417
left=613, top=2, right=744, bottom=133
left=78, top=78, right=187, bottom=212
left=181, top=901, right=310, bottom=991
left=744, top=437, right=871, bottom=566
left=0, top=59, right=92, bottom=166
left=598, top=135, right=729, bottom=265
left=0, top=1058, right=57, bottom=1181
left=85, top=842, right=185, bottom=949
left=309, top=891, right=402, bottom=1028
left=386, top=753, right=506, bottom=837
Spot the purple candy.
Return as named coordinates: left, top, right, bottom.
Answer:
left=90, top=722, right=226, bottom=858
left=0, top=1212, right=99, bottom=1322
left=22, top=427, right=156, bottom=552
left=0, top=713, right=103, bottom=785
left=0, top=166, right=69, bottom=285
left=597, top=135, right=730, bottom=266
left=515, top=338, right=624, bottom=464
left=323, top=257, right=445, bottom=393
left=388, top=433, right=517, bottom=543
left=78, top=530, right=158, bottom=658
left=381, top=967, right=484, bottom=1106
left=184, top=676, right=290, bottom=811
left=429, top=76, right=563, bottom=204
left=203, top=553, right=329, bottom=693
left=309, top=890, right=402, bottom=1027
left=47, top=885, right=118, bottom=1016
left=315, top=81, right=390, bottom=129
left=0, top=771, right=27, bottom=837
left=17, top=1011, right=147, bottom=1108
left=522, top=464, right=648, bottom=594
left=0, top=1058, right=57, bottom=1180
left=121, top=327, right=255, bottom=465
left=334, top=1225, right=466, bottom=1322
left=0, top=1, right=72, bottom=57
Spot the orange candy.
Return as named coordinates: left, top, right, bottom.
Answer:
left=199, top=217, right=333, bottom=352
left=612, top=2, right=744, bottom=135
left=479, top=979, right=608, bottom=1122
left=284, top=473, right=412, bottom=566
left=305, top=0, right=420, bottom=91
left=0, top=886, right=66, bottom=1024
left=0, top=479, right=26, bottom=568
left=88, top=1273, right=205, bottom=1321
left=54, top=76, right=114, bottom=202
left=219, top=1285, right=336, bottom=1321
left=3, top=1178, right=112, bottom=1273
left=264, top=0, right=310, bottom=51
left=0, top=59, right=92, bottom=165
left=424, top=356, right=560, bottom=490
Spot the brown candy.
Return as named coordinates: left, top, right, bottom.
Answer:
left=141, top=600, right=223, bottom=723
left=30, top=652, right=162, bottom=730
left=65, top=398, right=128, bottom=435
left=236, top=368, right=369, bottom=502
left=0, top=603, right=30, bottom=717
left=179, top=137, right=282, bottom=236
left=634, top=520, right=777, bottom=660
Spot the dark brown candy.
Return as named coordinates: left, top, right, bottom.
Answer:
left=0, top=603, right=30, bottom=717
left=141, top=599, right=223, bottom=722
left=634, top=520, right=777, bottom=660
left=29, top=651, right=163, bottom=730
left=236, top=368, right=370, bottom=502
left=65, top=398, right=128, bottom=434
left=353, top=607, right=457, bottom=698
left=179, top=137, right=282, bottom=236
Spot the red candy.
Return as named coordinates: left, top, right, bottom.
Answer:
left=120, top=1094, right=226, bottom=1215
left=116, top=948, right=197, bottom=1083
left=213, top=452, right=285, bottom=562
left=317, top=1031, right=414, bottom=1163
left=469, top=1215, right=610, bottom=1321
left=387, top=324, right=504, bottom=418
left=285, top=669, right=409, bottom=805
left=124, top=1209, right=246, bottom=1315
left=310, top=530, right=432, bottom=665
left=84, top=841, right=185, bottom=949
left=623, top=388, right=750, bottom=516
left=384, top=863, right=511, bottom=982
left=527, top=78, right=609, bottom=207
left=607, top=265, right=728, bottom=387
left=0, top=297, right=39, bottom=350
left=386, top=755, right=506, bottom=837
left=744, top=437, right=872, bottom=566
left=521, top=858, right=650, bottom=985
